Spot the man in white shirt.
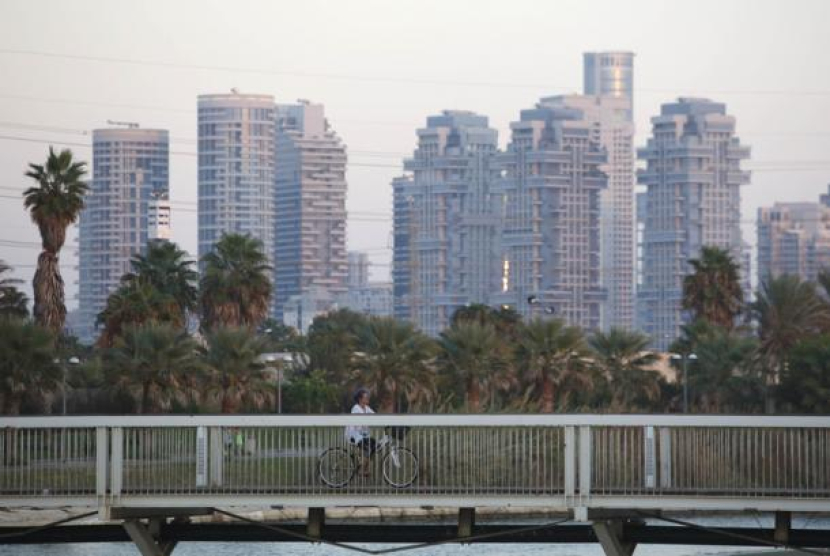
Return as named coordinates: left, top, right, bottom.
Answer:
left=346, top=388, right=376, bottom=474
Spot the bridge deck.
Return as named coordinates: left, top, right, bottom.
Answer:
left=1, top=414, right=829, bottom=514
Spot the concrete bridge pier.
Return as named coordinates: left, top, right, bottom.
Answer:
left=123, top=519, right=177, bottom=556
left=592, top=520, right=637, bottom=556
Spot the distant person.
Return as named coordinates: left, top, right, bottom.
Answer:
left=346, top=388, right=376, bottom=473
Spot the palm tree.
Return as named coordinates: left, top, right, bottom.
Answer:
left=199, top=234, right=272, bottom=331
left=201, top=326, right=272, bottom=413
left=123, top=240, right=198, bottom=322
left=818, top=269, right=830, bottom=299
left=103, top=323, right=201, bottom=414
left=438, top=321, right=503, bottom=412
left=688, top=324, right=759, bottom=413
left=97, top=241, right=197, bottom=346
left=0, top=318, right=60, bottom=415
left=515, top=319, right=588, bottom=413
left=589, top=328, right=661, bottom=412
left=682, top=246, right=744, bottom=329
left=23, top=148, right=88, bottom=335
left=0, top=261, right=28, bottom=318
left=96, top=281, right=182, bottom=348
left=307, top=309, right=368, bottom=387
left=354, top=317, right=435, bottom=412
left=751, top=274, right=829, bottom=412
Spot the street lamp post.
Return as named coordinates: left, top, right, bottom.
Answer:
left=261, top=353, right=292, bottom=414
left=64, top=357, right=80, bottom=416
left=54, top=356, right=80, bottom=415
left=670, top=353, right=698, bottom=413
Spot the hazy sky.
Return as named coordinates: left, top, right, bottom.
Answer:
left=1, top=0, right=829, bottom=308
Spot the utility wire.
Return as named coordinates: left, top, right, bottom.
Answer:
left=4, top=48, right=830, bottom=97
left=3, top=133, right=830, bottom=173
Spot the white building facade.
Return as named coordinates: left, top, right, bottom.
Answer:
left=392, top=111, right=500, bottom=335
left=544, top=94, right=635, bottom=330
left=491, top=100, right=608, bottom=330
left=637, top=98, right=750, bottom=350
left=197, top=92, right=276, bottom=265
left=274, top=101, right=348, bottom=320
left=78, top=126, right=169, bottom=342
left=757, top=199, right=830, bottom=283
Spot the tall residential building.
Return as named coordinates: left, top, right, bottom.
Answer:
left=339, top=250, right=392, bottom=318
left=491, top=99, right=608, bottom=330
left=147, top=191, right=171, bottom=241
left=638, top=98, right=750, bottom=350
left=197, top=92, right=276, bottom=265
left=282, top=286, right=337, bottom=333
left=78, top=126, right=169, bottom=342
left=273, top=101, right=348, bottom=320
left=549, top=93, right=635, bottom=330
left=757, top=200, right=830, bottom=282
left=392, top=110, right=499, bottom=335
left=348, top=251, right=370, bottom=289
left=583, top=51, right=635, bottom=120
left=338, top=282, right=393, bottom=318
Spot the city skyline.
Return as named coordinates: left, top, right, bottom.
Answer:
left=1, top=0, right=829, bottom=317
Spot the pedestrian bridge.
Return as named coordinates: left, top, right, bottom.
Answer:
left=2, top=414, right=829, bottom=515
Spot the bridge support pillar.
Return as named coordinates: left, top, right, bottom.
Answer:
left=593, top=520, right=636, bottom=556
left=307, top=507, right=325, bottom=539
left=775, top=511, right=791, bottom=544
left=123, top=519, right=177, bottom=556
left=458, top=507, right=475, bottom=539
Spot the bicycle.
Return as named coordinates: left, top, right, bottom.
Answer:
left=318, top=426, right=418, bottom=489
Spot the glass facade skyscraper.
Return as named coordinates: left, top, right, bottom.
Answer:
left=584, top=51, right=634, bottom=120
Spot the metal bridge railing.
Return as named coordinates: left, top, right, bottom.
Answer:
left=117, top=423, right=566, bottom=498
left=0, top=426, right=101, bottom=498
left=590, top=425, right=830, bottom=499
left=1, top=415, right=829, bottom=509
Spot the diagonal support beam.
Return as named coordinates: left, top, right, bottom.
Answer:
left=123, top=519, right=177, bottom=556
left=593, top=520, right=636, bottom=556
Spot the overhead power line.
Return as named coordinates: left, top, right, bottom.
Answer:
left=0, top=121, right=410, bottom=157
left=1, top=132, right=829, bottom=175
left=0, top=133, right=403, bottom=169
left=4, top=48, right=830, bottom=97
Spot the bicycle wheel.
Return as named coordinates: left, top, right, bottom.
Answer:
left=318, top=447, right=356, bottom=488
left=382, top=447, right=418, bottom=488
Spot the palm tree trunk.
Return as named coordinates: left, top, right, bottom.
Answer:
left=32, top=251, right=66, bottom=335
left=541, top=375, right=555, bottom=413
left=221, top=390, right=234, bottom=414
left=140, top=382, right=151, bottom=414
left=467, top=377, right=481, bottom=412
left=381, top=382, right=396, bottom=413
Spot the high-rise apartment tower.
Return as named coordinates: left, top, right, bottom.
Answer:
left=78, top=125, right=169, bottom=342
left=638, top=98, right=750, bottom=350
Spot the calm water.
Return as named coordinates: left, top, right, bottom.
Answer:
left=4, top=516, right=826, bottom=555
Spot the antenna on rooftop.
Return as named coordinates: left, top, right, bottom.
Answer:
left=107, top=120, right=139, bottom=129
